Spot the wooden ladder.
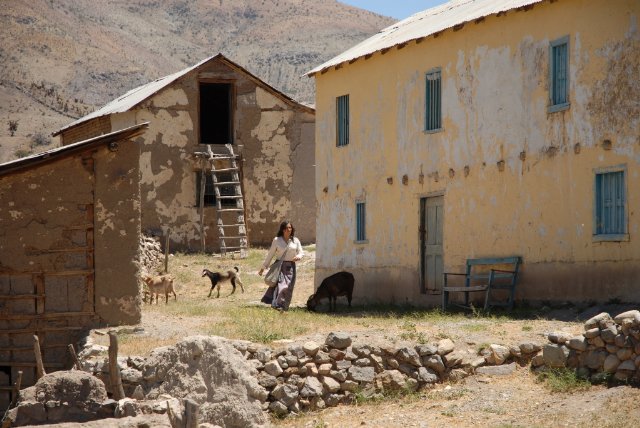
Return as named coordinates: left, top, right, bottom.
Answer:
left=200, top=145, right=248, bottom=258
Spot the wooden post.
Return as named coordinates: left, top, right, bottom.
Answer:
left=33, top=335, right=45, bottom=379
left=108, top=331, right=125, bottom=400
left=199, top=162, right=206, bottom=252
left=164, top=230, right=170, bottom=274
left=9, top=370, right=22, bottom=409
left=184, top=398, right=199, bottom=428
left=68, top=344, right=82, bottom=370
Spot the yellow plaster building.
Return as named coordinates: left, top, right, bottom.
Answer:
left=309, top=0, right=640, bottom=307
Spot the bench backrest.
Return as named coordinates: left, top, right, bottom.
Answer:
left=464, top=257, right=521, bottom=283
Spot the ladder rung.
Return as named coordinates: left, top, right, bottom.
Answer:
left=210, top=168, right=238, bottom=173
left=211, top=155, right=239, bottom=160
left=219, top=236, right=247, bottom=240
left=213, top=181, right=241, bottom=186
left=220, top=246, right=248, bottom=250
left=217, top=195, right=243, bottom=199
left=218, top=224, right=246, bottom=227
left=217, top=208, right=244, bottom=212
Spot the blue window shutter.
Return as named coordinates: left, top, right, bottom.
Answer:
left=356, top=202, right=366, bottom=241
left=549, top=36, right=569, bottom=111
left=425, top=69, right=441, bottom=131
left=595, top=170, right=625, bottom=236
left=336, top=95, right=349, bottom=146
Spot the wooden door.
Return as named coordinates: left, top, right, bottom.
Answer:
left=420, top=196, right=443, bottom=293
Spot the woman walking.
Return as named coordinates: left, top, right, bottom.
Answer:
left=259, top=221, right=304, bottom=311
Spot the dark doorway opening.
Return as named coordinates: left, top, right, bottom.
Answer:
left=200, top=83, right=232, bottom=145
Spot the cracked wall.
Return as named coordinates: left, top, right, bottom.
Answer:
left=314, top=0, right=640, bottom=305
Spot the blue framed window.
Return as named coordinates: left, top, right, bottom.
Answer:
left=594, top=167, right=627, bottom=240
left=356, top=202, right=366, bottom=242
left=549, top=36, right=570, bottom=112
left=425, top=68, right=442, bottom=132
left=336, top=94, right=349, bottom=147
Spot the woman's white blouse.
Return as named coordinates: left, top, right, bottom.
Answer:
left=262, top=236, right=303, bottom=269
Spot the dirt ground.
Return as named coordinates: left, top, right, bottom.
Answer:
left=115, top=251, right=640, bottom=428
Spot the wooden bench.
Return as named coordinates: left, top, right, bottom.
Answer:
left=442, top=257, right=521, bottom=311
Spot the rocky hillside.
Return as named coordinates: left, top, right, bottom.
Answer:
left=0, top=0, right=395, bottom=162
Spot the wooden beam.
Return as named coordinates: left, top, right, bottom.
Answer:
left=109, top=331, right=125, bottom=400
left=34, top=335, right=46, bottom=379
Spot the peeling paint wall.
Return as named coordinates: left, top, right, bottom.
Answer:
left=58, top=58, right=316, bottom=251
left=0, top=141, right=141, bottom=406
left=314, top=0, right=640, bottom=305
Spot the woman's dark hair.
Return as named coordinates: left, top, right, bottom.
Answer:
left=276, top=221, right=295, bottom=240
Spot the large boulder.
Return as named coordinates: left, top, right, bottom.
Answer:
left=141, top=335, right=268, bottom=428
left=5, top=371, right=109, bottom=427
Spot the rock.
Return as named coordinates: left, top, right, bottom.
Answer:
left=340, top=380, right=359, bottom=392
left=329, top=348, right=346, bottom=360
left=131, top=385, right=145, bottom=400
left=617, top=359, right=636, bottom=371
left=348, top=366, right=376, bottom=383
left=314, top=351, right=332, bottom=364
left=600, top=325, right=618, bottom=343
left=355, top=357, right=371, bottom=367
left=416, top=344, right=438, bottom=356
left=376, top=370, right=407, bottom=391
left=567, top=336, right=588, bottom=352
left=584, top=328, right=600, bottom=339
left=300, top=376, right=324, bottom=397
left=422, top=354, right=446, bottom=373
left=325, top=332, right=352, bottom=349
left=257, top=373, right=278, bottom=389
left=325, top=393, right=342, bottom=407
left=542, top=344, right=569, bottom=368
left=417, top=367, right=439, bottom=383
left=531, top=353, right=545, bottom=367
left=448, top=368, right=468, bottom=382
left=489, top=344, right=511, bottom=365
left=272, top=384, right=299, bottom=406
left=264, top=360, right=284, bottom=377
left=396, top=347, right=422, bottom=367
left=603, top=354, right=621, bottom=373
left=303, top=341, right=320, bottom=356
left=269, top=400, right=289, bottom=417
left=614, top=334, right=628, bottom=348
left=613, top=310, right=640, bottom=325
left=548, top=331, right=572, bottom=344
left=335, top=359, right=352, bottom=370
left=352, top=344, right=372, bottom=357
left=476, top=362, right=517, bottom=376
left=255, top=348, right=272, bottom=363
left=115, top=398, right=138, bottom=418
left=437, top=339, right=455, bottom=356
left=616, top=347, right=633, bottom=361
left=584, top=349, right=608, bottom=370
left=330, top=370, right=347, bottom=382
left=443, top=350, right=466, bottom=368
left=584, top=312, right=613, bottom=330
left=321, top=376, right=341, bottom=393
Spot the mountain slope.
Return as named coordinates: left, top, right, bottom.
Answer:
left=0, top=0, right=395, bottom=162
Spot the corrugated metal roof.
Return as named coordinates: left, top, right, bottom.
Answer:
left=54, top=54, right=313, bottom=136
left=0, top=123, right=148, bottom=177
left=307, top=0, right=543, bottom=76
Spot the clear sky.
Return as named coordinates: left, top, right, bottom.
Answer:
left=340, top=0, right=449, bottom=20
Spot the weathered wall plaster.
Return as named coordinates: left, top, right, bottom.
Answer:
left=314, top=0, right=640, bottom=305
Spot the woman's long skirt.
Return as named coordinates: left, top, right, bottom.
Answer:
left=261, top=261, right=296, bottom=310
